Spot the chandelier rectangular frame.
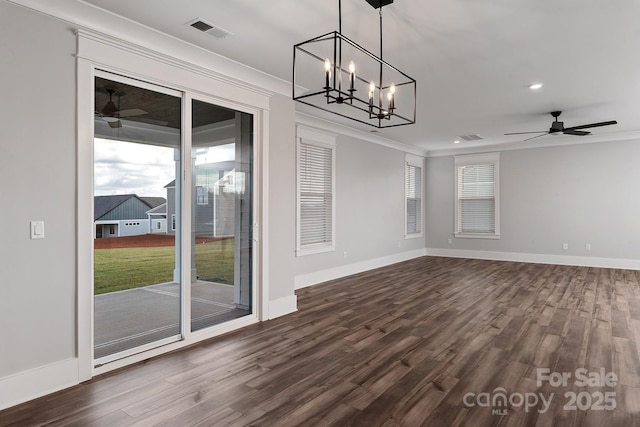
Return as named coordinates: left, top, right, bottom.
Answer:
left=292, top=1, right=416, bottom=129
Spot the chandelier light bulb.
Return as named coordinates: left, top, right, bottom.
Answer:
left=368, top=81, right=375, bottom=114
left=324, top=59, right=331, bottom=89
left=348, top=61, right=356, bottom=90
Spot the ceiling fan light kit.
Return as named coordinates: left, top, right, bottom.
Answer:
left=96, top=85, right=149, bottom=129
left=100, top=88, right=120, bottom=117
left=292, top=0, right=416, bottom=128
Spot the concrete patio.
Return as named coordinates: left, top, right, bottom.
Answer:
left=94, top=280, right=249, bottom=359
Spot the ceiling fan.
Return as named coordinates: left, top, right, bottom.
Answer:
left=505, top=111, right=617, bottom=141
left=95, top=87, right=148, bottom=128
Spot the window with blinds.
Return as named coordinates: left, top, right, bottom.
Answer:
left=454, top=153, right=500, bottom=238
left=296, top=126, right=336, bottom=255
left=405, top=155, right=423, bottom=237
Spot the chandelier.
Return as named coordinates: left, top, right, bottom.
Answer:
left=293, top=0, right=416, bottom=128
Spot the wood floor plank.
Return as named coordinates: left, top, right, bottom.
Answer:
left=2, top=257, right=640, bottom=426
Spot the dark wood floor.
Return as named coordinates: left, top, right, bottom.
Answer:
left=3, top=257, right=640, bottom=426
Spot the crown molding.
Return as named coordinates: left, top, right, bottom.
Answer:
left=7, top=0, right=291, bottom=97
left=426, top=130, right=640, bottom=157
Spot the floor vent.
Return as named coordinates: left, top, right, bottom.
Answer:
left=187, top=18, right=232, bottom=39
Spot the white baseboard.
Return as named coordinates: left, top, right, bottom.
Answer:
left=294, top=247, right=640, bottom=293
left=0, top=358, right=78, bottom=411
left=425, top=248, right=640, bottom=270
left=268, top=294, right=298, bottom=319
left=294, top=248, right=428, bottom=290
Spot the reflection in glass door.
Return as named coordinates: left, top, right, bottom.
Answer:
left=190, top=99, right=253, bottom=331
left=93, top=75, right=182, bottom=360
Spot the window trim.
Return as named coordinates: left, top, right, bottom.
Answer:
left=296, top=125, right=336, bottom=256
left=454, top=152, right=500, bottom=239
left=405, top=154, right=424, bottom=239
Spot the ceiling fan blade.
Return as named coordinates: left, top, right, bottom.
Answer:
left=504, top=131, right=547, bottom=135
left=562, top=129, right=590, bottom=136
left=523, top=133, right=549, bottom=142
left=133, top=118, right=169, bottom=126
left=117, top=108, right=147, bottom=118
left=565, top=120, right=617, bottom=131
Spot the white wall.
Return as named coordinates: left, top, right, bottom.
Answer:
left=294, top=133, right=426, bottom=288
left=117, top=220, right=149, bottom=237
left=0, top=1, right=77, bottom=379
left=425, top=139, right=640, bottom=266
left=267, top=93, right=297, bottom=304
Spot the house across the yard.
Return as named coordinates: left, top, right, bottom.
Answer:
left=94, top=194, right=166, bottom=238
left=165, top=160, right=237, bottom=238
left=146, top=202, right=168, bottom=234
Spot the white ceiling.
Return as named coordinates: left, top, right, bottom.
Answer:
left=81, top=0, right=640, bottom=153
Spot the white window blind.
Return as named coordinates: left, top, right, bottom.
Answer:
left=299, top=142, right=333, bottom=246
left=296, top=126, right=336, bottom=255
left=454, top=153, right=500, bottom=238
left=405, top=161, right=422, bottom=236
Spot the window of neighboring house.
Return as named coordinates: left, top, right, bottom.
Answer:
left=296, top=125, right=336, bottom=256
left=454, top=152, right=500, bottom=239
left=171, top=214, right=176, bottom=231
left=196, top=186, right=209, bottom=205
left=405, top=154, right=424, bottom=238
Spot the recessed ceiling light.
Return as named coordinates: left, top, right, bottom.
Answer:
left=453, top=140, right=461, bottom=144
left=529, top=83, right=543, bottom=90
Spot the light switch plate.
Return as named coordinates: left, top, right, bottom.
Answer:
left=30, top=220, right=45, bottom=240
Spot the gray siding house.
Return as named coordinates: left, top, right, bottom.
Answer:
left=165, top=160, right=236, bottom=237
left=94, top=194, right=166, bottom=238
left=146, top=202, right=168, bottom=233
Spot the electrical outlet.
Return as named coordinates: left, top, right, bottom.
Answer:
left=448, top=238, right=452, bottom=245
left=562, top=243, right=569, bottom=250
left=343, top=251, right=348, bottom=258
left=585, top=243, right=591, bottom=251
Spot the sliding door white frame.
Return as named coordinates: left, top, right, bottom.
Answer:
left=76, top=30, right=270, bottom=380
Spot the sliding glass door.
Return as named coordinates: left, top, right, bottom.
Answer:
left=93, top=73, right=254, bottom=363
left=190, top=99, right=253, bottom=331
left=94, top=75, right=182, bottom=360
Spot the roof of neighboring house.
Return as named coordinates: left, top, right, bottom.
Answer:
left=140, top=197, right=166, bottom=208
left=146, top=202, right=167, bottom=215
left=94, top=194, right=166, bottom=220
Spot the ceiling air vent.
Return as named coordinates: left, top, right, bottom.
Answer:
left=458, top=134, right=483, bottom=142
left=186, top=18, right=233, bottom=39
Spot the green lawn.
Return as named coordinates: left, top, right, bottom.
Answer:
left=94, top=239, right=235, bottom=294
